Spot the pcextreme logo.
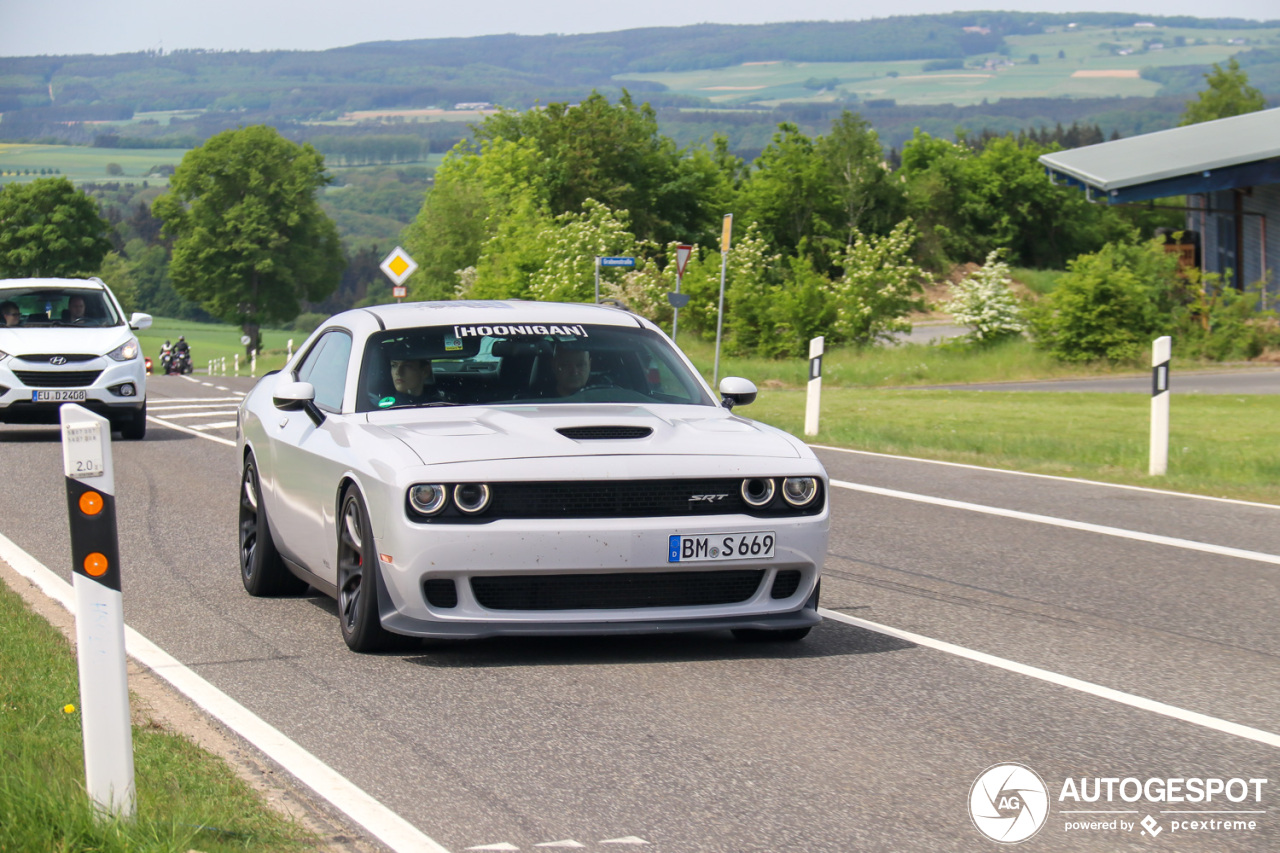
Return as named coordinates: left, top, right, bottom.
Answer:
left=970, top=764, right=1269, bottom=844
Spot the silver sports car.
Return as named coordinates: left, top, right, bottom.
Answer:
left=237, top=301, right=829, bottom=652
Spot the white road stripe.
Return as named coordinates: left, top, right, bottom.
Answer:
left=146, top=416, right=235, bottom=447
left=819, top=608, right=1280, bottom=750
left=814, top=445, right=1280, bottom=511
left=0, top=532, right=453, bottom=853
left=830, top=479, right=1280, bottom=567
left=149, top=398, right=244, bottom=407
left=155, top=410, right=239, bottom=420
left=189, top=421, right=238, bottom=431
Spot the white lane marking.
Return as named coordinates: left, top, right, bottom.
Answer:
left=149, top=398, right=244, bottom=407
left=146, top=416, right=235, bottom=447
left=601, top=839, right=650, bottom=846
left=467, top=845, right=519, bottom=851
left=216, top=385, right=230, bottom=391
left=814, top=445, right=1280, bottom=511
left=819, top=608, right=1280, bottom=750
left=180, top=375, right=201, bottom=384
left=536, top=842, right=587, bottom=848
left=155, top=410, right=239, bottom=420
left=0, top=532, right=452, bottom=853
left=830, top=479, right=1280, bottom=567
left=190, top=421, right=238, bottom=431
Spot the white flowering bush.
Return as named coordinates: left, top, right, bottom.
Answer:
left=825, top=220, right=926, bottom=345
left=944, top=250, right=1027, bottom=344
left=528, top=199, right=644, bottom=303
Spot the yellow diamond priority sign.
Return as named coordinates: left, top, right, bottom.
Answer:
left=380, top=246, right=418, bottom=286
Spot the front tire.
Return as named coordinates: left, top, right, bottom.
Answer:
left=337, top=488, right=394, bottom=652
left=239, top=453, right=306, bottom=596
left=117, top=403, right=146, bottom=441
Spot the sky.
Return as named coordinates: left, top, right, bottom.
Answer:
left=1, top=0, right=1276, bottom=57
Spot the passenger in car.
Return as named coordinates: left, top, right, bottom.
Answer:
left=379, top=356, right=449, bottom=408
left=548, top=345, right=591, bottom=397
left=0, top=301, right=19, bottom=326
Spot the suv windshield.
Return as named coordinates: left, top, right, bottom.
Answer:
left=355, top=323, right=714, bottom=411
left=0, top=288, right=122, bottom=328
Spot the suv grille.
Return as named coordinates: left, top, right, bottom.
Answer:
left=13, top=369, right=103, bottom=388
left=17, top=354, right=99, bottom=364
left=471, top=569, right=766, bottom=610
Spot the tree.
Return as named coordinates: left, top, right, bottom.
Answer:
left=0, top=177, right=112, bottom=278
left=153, top=126, right=343, bottom=354
left=1179, top=58, right=1267, bottom=126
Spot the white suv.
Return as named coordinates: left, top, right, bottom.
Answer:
left=0, top=277, right=152, bottom=439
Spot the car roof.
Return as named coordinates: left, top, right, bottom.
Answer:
left=0, top=277, right=109, bottom=292
left=353, top=300, right=651, bottom=332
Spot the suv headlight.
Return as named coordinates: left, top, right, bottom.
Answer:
left=107, top=340, right=140, bottom=362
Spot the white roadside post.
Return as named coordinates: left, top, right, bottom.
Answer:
left=250, top=349, right=257, bottom=378
left=804, top=336, right=824, bottom=436
left=234, top=353, right=239, bottom=376
left=1150, top=335, right=1172, bottom=476
left=594, top=255, right=601, bottom=304
left=287, top=339, right=294, bottom=362
left=712, top=214, right=732, bottom=388
left=220, top=356, right=227, bottom=376
left=60, top=405, right=135, bottom=819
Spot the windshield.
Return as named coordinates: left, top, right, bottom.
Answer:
left=355, top=323, right=714, bottom=412
left=0, top=288, right=122, bottom=328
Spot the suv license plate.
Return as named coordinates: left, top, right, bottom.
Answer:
left=668, top=531, right=775, bottom=563
left=33, top=390, right=87, bottom=402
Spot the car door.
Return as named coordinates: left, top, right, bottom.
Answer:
left=268, top=329, right=354, bottom=585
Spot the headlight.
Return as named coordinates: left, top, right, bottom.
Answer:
left=453, top=483, right=492, bottom=514
left=740, top=477, right=776, bottom=507
left=408, top=484, right=448, bottom=516
left=782, top=477, right=819, bottom=507
left=107, top=340, right=139, bottom=362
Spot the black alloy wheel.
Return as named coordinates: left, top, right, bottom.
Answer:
left=239, top=454, right=305, bottom=596
left=336, top=489, right=394, bottom=652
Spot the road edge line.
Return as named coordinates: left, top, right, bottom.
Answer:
left=819, top=608, right=1280, bottom=750
left=0, top=530, right=452, bottom=853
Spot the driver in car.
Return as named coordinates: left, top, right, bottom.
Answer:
left=548, top=345, right=591, bottom=397
left=64, top=295, right=87, bottom=323
left=378, top=355, right=449, bottom=408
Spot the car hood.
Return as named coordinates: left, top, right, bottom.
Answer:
left=0, top=325, right=134, bottom=358
left=366, top=404, right=803, bottom=466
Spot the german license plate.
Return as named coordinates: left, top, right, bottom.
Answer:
left=668, top=531, right=775, bottom=563
left=33, top=390, right=87, bottom=402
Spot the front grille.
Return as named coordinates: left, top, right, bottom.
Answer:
left=423, top=579, right=458, bottom=608
left=471, top=569, right=766, bottom=610
left=17, top=354, right=99, bottom=364
left=487, top=479, right=779, bottom=519
left=12, top=369, right=103, bottom=388
left=771, top=570, right=802, bottom=599
left=557, top=426, right=653, bottom=440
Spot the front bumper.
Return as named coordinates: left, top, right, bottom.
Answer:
left=0, top=358, right=146, bottom=424
left=374, top=512, right=829, bottom=639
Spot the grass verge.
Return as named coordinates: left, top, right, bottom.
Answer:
left=746, top=386, right=1280, bottom=505
left=0, top=579, right=316, bottom=852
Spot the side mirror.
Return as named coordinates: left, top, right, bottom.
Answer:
left=718, top=376, right=758, bottom=409
left=273, top=380, right=325, bottom=425
left=129, top=312, right=153, bottom=331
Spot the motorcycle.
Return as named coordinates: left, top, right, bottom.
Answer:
left=164, top=350, right=191, bottom=375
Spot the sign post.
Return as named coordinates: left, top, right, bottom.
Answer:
left=713, top=215, right=732, bottom=388
left=61, top=404, right=135, bottom=819
left=380, top=246, right=418, bottom=302
left=669, top=244, right=693, bottom=342
left=1150, top=336, right=1172, bottom=476
left=596, top=256, right=635, bottom=303
left=804, top=336, right=824, bottom=436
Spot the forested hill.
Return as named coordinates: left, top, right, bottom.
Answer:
left=2, top=11, right=1276, bottom=118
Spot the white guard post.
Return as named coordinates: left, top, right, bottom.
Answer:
left=234, top=353, right=240, bottom=375
left=60, top=404, right=136, bottom=818
left=1150, top=336, right=1172, bottom=476
left=804, top=336, right=824, bottom=436
left=251, top=348, right=257, bottom=378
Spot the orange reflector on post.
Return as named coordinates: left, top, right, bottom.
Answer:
left=84, top=552, right=109, bottom=577
left=79, top=491, right=104, bottom=515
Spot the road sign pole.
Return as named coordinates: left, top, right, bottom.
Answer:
left=713, top=216, right=732, bottom=389
left=1150, top=336, right=1172, bottom=476
left=673, top=271, right=682, bottom=342
left=595, top=256, right=601, bottom=304
left=61, top=405, right=135, bottom=819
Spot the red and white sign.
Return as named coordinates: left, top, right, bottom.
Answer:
left=392, top=285, right=407, bottom=299
left=675, top=244, right=693, bottom=277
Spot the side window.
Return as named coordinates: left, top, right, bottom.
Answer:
left=296, top=331, right=352, bottom=412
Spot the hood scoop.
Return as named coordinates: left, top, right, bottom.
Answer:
left=557, top=425, right=653, bottom=440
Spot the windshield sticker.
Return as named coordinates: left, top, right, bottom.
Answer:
left=453, top=324, right=589, bottom=339
left=444, top=333, right=464, bottom=351
left=378, top=396, right=396, bottom=408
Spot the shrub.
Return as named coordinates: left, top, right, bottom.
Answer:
left=944, top=251, right=1026, bottom=344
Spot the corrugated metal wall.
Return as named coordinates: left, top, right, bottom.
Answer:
left=1189, top=186, right=1280, bottom=302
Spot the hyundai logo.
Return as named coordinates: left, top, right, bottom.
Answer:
left=49, top=356, right=67, bottom=365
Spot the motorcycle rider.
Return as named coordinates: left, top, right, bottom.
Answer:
left=159, top=340, right=173, bottom=373
left=173, top=336, right=191, bottom=374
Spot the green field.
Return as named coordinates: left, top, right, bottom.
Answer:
left=138, top=317, right=303, bottom=377
left=0, top=143, right=187, bottom=185
left=616, top=24, right=1280, bottom=107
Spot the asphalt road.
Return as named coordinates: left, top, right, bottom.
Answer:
left=2, top=373, right=1277, bottom=852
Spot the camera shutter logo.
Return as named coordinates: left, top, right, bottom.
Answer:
left=969, top=763, right=1050, bottom=843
